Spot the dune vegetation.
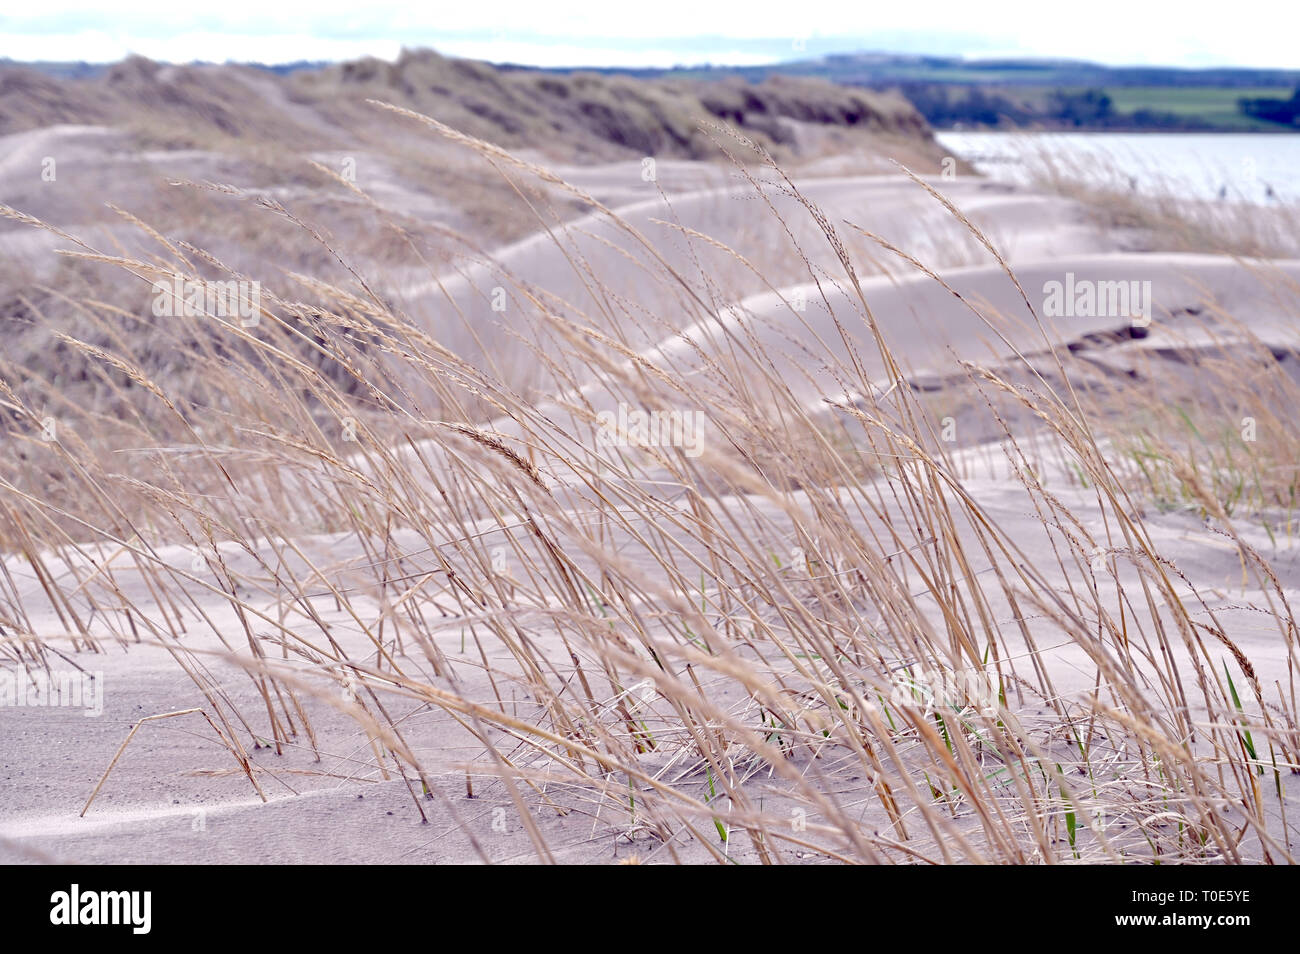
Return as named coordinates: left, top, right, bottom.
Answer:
left=1, top=85, right=1298, bottom=864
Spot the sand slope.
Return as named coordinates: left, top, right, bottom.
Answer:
left=3, top=160, right=1299, bottom=864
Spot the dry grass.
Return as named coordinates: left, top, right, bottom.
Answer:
left=996, top=140, right=1300, bottom=527
left=1, top=52, right=935, bottom=165
left=1012, top=139, right=1300, bottom=259
left=1, top=105, right=1297, bottom=864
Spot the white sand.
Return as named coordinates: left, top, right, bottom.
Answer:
left=3, top=157, right=1298, bottom=864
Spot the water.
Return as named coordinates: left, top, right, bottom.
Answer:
left=935, top=131, right=1300, bottom=205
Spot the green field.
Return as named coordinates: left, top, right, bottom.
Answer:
left=939, top=84, right=1298, bottom=130
left=1098, top=85, right=1295, bottom=129
left=641, top=57, right=1300, bottom=132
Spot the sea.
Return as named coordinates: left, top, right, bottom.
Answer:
left=936, top=131, right=1300, bottom=205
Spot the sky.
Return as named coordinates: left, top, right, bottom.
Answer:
left=0, top=2, right=1296, bottom=69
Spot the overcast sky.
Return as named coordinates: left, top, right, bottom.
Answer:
left=1, top=2, right=1296, bottom=69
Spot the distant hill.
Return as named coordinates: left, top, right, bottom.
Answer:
left=486, top=52, right=1299, bottom=90
left=13, top=50, right=1300, bottom=89
left=0, top=50, right=934, bottom=156
left=501, top=53, right=1300, bottom=132
left=11, top=49, right=1297, bottom=133
left=0, top=58, right=109, bottom=80
left=634, top=53, right=1300, bottom=90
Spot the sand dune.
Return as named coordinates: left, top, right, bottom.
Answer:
left=3, top=438, right=1294, bottom=863
left=392, top=173, right=1114, bottom=367
left=4, top=142, right=1299, bottom=865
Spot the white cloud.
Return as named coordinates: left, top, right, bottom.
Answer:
left=1, top=1, right=1296, bottom=67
